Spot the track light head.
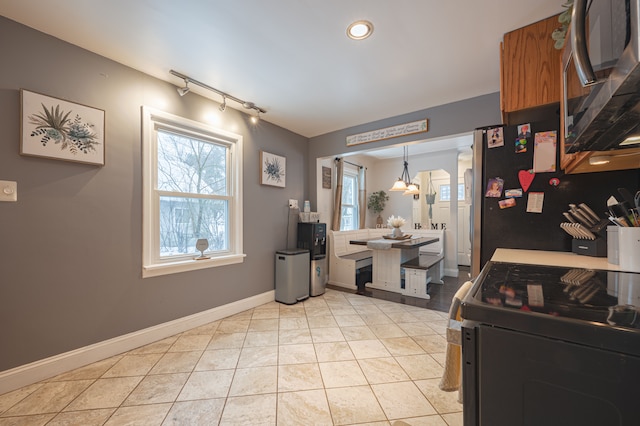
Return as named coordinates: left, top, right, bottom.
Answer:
left=242, top=101, right=255, bottom=110
left=219, top=96, right=226, bottom=112
left=250, top=112, right=260, bottom=124
left=177, top=80, right=190, bottom=96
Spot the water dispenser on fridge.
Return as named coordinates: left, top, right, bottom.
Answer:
left=297, top=222, right=327, bottom=296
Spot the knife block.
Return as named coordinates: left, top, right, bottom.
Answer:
left=572, top=238, right=607, bottom=257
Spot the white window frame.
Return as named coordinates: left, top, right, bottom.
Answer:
left=340, top=167, right=359, bottom=231
left=439, top=183, right=465, bottom=202
left=142, top=106, right=245, bottom=278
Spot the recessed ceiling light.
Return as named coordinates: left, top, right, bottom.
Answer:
left=347, top=20, right=373, bottom=40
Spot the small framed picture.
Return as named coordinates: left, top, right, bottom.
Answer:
left=487, top=126, right=504, bottom=148
left=322, top=166, right=331, bottom=189
left=20, top=89, right=105, bottom=166
left=260, top=151, right=286, bottom=187
left=485, top=177, right=504, bottom=198
left=517, top=123, right=532, bottom=140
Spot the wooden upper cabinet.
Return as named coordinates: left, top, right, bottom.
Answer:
left=500, top=14, right=562, bottom=118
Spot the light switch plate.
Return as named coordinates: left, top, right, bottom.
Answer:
left=0, top=180, right=17, bottom=202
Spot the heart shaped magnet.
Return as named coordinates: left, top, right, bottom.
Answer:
left=518, top=169, right=535, bottom=192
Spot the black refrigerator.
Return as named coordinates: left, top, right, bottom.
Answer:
left=470, top=115, right=640, bottom=277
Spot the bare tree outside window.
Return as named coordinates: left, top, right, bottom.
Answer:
left=157, top=130, right=229, bottom=256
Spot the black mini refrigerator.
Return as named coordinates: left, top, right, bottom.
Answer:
left=297, top=222, right=327, bottom=296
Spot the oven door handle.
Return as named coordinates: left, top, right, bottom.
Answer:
left=571, top=0, right=598, bottom=86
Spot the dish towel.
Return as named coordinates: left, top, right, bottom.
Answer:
left=366, top=239, right=393, bottom=250
left=439, top=279, right=474, bottom=403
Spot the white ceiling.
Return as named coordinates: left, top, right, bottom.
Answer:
left=0, top=0, right=562, bottom=138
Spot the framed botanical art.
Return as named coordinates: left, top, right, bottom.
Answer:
left=260, top=150, right=286, bottom=187
left=20, top=89, right=105, bottom=166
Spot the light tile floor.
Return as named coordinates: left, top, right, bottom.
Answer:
left=0, top=289, right=463, bottom=426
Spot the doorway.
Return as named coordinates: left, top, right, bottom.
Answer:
left=413, top=168, right=471, bottom=266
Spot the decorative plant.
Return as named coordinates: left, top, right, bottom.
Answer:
left=387, top=215, right=406, bottom=228
left=552, top=1, right=574, bottom=50
left=425, top=171, right=437, bottom=220
left=367, top=190, right=389, bottom=215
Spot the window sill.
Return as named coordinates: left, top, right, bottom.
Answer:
left=143, top=253, right=246, bottom=278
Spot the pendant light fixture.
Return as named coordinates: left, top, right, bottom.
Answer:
left=404, top=182, right=420, bottom=196
left=389, top=146, right=411, bottom=192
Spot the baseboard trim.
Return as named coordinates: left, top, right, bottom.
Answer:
left=444, top=267, right=459, bottom=277
left=0, top=290, right=275, bottom=395
left=327, top=281, right=358, bottom=292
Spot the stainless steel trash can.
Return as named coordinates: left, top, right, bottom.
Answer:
left=275, top=249, right=309, bottom=304
left=310, top=256, right=327, bottom=296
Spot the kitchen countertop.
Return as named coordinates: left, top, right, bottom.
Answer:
left=491, top=248, right=624, bottom=271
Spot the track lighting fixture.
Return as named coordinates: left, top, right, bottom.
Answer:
left=177, top=79, right=190, bottom=96
left=170, top=70, right=266, bottom=117
left=250, top=112, right=260, bottom=124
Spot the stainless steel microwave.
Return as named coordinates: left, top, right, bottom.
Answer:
left=563, top=0, right=640, bottom=153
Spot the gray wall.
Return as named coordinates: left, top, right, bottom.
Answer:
left=307, top=93, right=502, bottom=207
left=0, top=17, right=307, bottom=372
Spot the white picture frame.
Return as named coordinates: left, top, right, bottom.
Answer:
left=260, top=150, right=286, bottom=187
left=20, top=89, right=105, bottom=166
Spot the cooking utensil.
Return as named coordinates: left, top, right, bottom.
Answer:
left=569, top=205, right=595, bottom=227
left=618, top=188, right=636, bottom=207
left=563, top=212, right=577, bottom=223
left=578, top=203, right=600, bottom=223
left=578, top=224, right=597, bottom=239
left=560, top=223, right=596, bottom=240
left=560, top=223, right=578, bottom=238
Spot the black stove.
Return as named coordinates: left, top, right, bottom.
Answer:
left=462, top=261, right=640, bottom=357
left=461, top=261, right=640, bottom=426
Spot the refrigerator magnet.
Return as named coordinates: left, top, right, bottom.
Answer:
left=517, top=123, right=532, bottom=140
left=526, top=192, right=544, bottom=213
left=505, top=188, right=523, bottom=198
left=499, top=198, right=516, bottom=209
left=515, top=138, right=527, bottom=153
left=487, top=127, right=504, bottom=148
left=533, top=131, right=557, bottom=173
left=518, top=169, right=535, bottom=192
left=485, top=177, right=504, bottom=198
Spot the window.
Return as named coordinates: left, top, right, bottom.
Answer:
left=439, top=183, right=464, bottom=202
left=340, top=170, right=359, bottom=231
left=142, top=107, right=244, bottom=277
